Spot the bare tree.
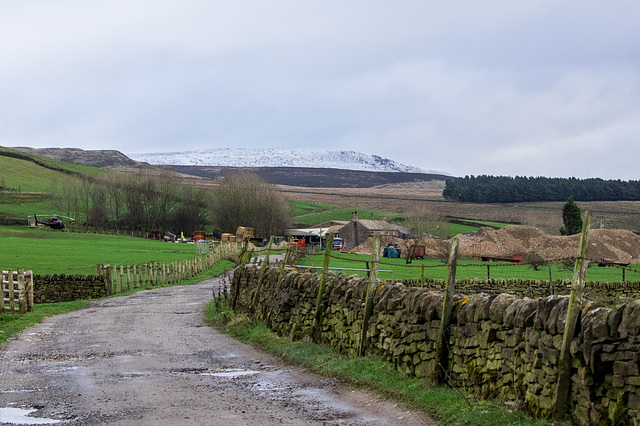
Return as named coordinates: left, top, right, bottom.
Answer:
left=210, top=172, right=293, bottom=237
left=405, top=205, right=449, bottom=239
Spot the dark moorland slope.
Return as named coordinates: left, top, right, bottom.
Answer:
left=165, top=165, right=450, bottom=188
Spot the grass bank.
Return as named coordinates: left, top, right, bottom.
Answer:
left=206, top=298, right=565, bottom=426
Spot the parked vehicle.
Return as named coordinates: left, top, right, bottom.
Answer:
left=332, top=238, right=344, bottom=250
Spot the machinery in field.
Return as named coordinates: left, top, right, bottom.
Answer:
left=472, top=244, right=523, bottom=263
left=32, top=214, right=71, bottom=230
left=192, top=230, right=207, bottom=241
left=383, top=244, right=401, bottom=258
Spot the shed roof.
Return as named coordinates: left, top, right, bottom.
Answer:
left=355, top=219, right=409, bottom=234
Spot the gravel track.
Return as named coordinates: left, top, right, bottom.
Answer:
left=0, top=277, right=433, bottom=425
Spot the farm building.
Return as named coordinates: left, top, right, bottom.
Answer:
left=307, top=220, right=348, bottom=229
left=339, top=211, right=410, bottom=250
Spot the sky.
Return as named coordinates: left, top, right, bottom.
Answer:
left=1, top=1, right=639, bottom=180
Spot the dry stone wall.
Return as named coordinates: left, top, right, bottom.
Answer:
left=399, top=277, right=640, bottom=306
left=233, top=264, right=640, bottom=425
left=34, top=274, right=107, bottom=302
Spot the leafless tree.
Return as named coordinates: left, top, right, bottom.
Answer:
left=210, top=172, right=293, bottom=237
left=405, top=205, right=449, bottom=239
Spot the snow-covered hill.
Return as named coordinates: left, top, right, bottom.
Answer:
left=128, top=148, right=435, bottom=173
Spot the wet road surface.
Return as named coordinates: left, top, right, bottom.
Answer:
left=0, top=276, right=433, bottom=425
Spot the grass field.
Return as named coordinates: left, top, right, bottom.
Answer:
left=291, top=201, right=403, bottom=227
left=0, top=193, right=52, bottom=220
left=0, top=152, right=106, bottom=193
left=0, top=225, right=204, bottom=275
left=297, top=251, right=638, bottom=283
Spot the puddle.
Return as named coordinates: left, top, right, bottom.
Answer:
left=0, top=407, right=61, bottom=424
left=200, top=368, right=260, bottom=378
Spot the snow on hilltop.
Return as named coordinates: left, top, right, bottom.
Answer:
left=128, top=148, right=432, bottom=173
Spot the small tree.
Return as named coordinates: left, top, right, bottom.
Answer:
left=523, top=251, right=546, bottom=271
left=405, top=206, right=449, bottom=239
left=560, top=196, right=582, bottom=235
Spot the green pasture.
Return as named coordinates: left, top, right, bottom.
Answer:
left=290, top=200, right=337, bottom=217
left=0, top=193, right=52, bottom=219
left=0, top=153, right=105, bottom=193
left=0, top=147, right=106, bottom=176
left=297, top=251, right=637, bottom=283
left=0, top=225, right=204, bottom=275
left=291, top=201, right=402, bottom=227
left=473, top=220, right=511, bottom=228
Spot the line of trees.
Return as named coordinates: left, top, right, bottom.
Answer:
left=49, top=170, right=210, bottom=233
left=48, top=170, right=293, bottom=238
left=442, top=175, right=640, bottom=203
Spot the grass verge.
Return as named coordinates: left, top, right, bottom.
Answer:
left=206, top=298, right=566, bottom=426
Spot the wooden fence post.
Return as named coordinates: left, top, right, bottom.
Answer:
left=104, top=265, right=112, bottom=295
left=0, top=270, right=5, bottom=314
left=120, top=265, right=124, bottom=292
left=18, top=268, right=26, bottom=314
left=8, top=268, right=14, bottom=314
left=358, top=235, right=381, bottom=357
left=312, top=233, right=334, bottom=340
left=162, top=263, right=167, bottom=286
left=232, top=240, right=251, bottom=310
left=27, top=270, right=34, bottom=312
left=552, top=211, right=591, bottom=420
left=435, top=237, right=459, bottom=383
left=126, top=265, right=131, bottom=291
left=112, top=265, right=117, bottom=293
left=252, top=236, right=274, bottom=308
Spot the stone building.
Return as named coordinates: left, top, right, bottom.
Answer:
left=339, top=211, right=410, bottom=249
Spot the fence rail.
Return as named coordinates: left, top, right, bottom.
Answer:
left=97, top=242, right=236, bottom=295
left=1, top=269, right=34, bottom=315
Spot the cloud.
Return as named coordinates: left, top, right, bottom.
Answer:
left=1, top=1, right=639, bottom=179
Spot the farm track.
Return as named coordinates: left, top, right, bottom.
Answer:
left=0, top=277, right=433, bottom=425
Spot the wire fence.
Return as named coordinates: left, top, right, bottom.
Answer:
left=241, top=241, right=640, bottom=305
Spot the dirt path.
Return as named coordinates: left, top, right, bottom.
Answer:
left=0, top=277, right=434, bottom=425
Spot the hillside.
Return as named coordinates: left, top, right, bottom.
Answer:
left=7, top=146, right=451, bottom=189
left=9, top=147, right=138, bottom=168
left=128, top=148, right=443, bottom=174
left=164, top=165, right=450, bottom=188
left=0, top=147, right=107, bottom=191
left=0, top=147, right=110, bottom=222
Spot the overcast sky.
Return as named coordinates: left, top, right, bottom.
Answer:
left=2, top=1, right=639, bottom=179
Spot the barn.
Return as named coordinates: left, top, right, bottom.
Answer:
left=339, top=211, right=410, bottom=250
